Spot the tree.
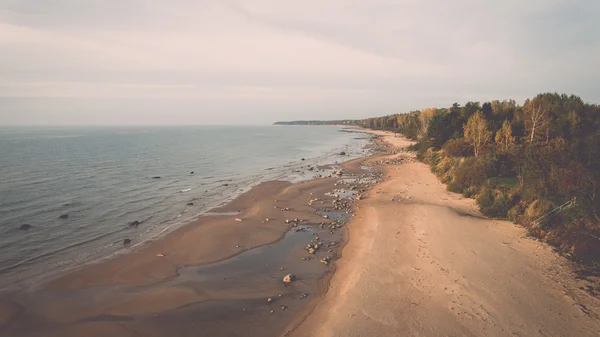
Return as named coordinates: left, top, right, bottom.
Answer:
left=463, top=110, right=492, bottom=157
left=524, top=95, right=550, bottom=143
left=419, top=107, right=436, bottom=136
left=495, top=120, right=515, bottom=152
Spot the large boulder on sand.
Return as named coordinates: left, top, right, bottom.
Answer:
left=283, top=274, right=296, bottom=283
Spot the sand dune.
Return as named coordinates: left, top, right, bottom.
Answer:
left=291, top=131, right=600, bottom=337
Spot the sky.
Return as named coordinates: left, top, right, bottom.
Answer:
left=0, top=0, right=599, bottom=125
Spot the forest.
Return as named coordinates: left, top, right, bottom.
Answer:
left=359, top=93, right=600, bottom=264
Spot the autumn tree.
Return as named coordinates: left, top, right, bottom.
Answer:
left=524, top=95, right=550, bottom=143
left=495, top=120, right=515, bottom=152
left=463, top=111, right=492, bottom=157
left=419, top=107, right=437, bottom=136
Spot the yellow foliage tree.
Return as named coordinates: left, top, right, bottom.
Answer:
left=419, top=107, right=437, bottom=135
left=495, top=120, right=515, bottom=152
left=463, top=111, right=492, bottom=157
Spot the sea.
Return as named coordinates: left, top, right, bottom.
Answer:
left=0, top=125, right=370, bottom=291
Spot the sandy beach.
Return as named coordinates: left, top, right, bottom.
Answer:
left=3, top=130, right=599, bottom=337
left=290, top=131, right=600, bottom=336
left=0, top=138, right=380, bottom=337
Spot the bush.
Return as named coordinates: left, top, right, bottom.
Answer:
left=443, top=138, right=473, bottom=157
left=477, top=187, right=512, bottom=218
left=448, top=157, right=492, bottom=193
left=523, top=199, right=555, bottom=228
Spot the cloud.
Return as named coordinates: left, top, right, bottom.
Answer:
left=0, top=0, right=599, bottom=125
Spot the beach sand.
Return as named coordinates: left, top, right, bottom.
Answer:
left=289, top=130, right=600, bottom=336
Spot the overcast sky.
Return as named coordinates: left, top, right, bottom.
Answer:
left=1, top=0, right=599, bottom=125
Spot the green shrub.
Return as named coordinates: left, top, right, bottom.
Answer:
left=449, top=157, right=491, bottom=193
left=443, top=138, right=473, bottom=157
left=477, top=187, right=512, bottom=218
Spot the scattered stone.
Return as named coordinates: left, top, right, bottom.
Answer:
left=123, top=238, right=132, bottom=245
left=58, top=214, right=68, bottom=219
left=300, top=293, right=308, bottom=299
left=267, top=297, right=273, bottom=303
left=339, top=151, right=346, bottom=155
left=308, top=248, right=316, bottom=254
left=129, top=220, right=141, bottom=227
left=301, top=158, right=305, bottom=161
left=283, top=274, right=296, bottom=283
left=152, top=176, right=161, bottom=179
left=19, top=224, right=32, bottom=230
left=223, top=184, right=229, bottom=187
left=156, top=253, right=166, bottom=257
left=235, top=218, right=243, bottom=222
left=270, top=310, right=275, bottom=314
left=281, top=305, right=287, bottom=311
left=187, top=202, right=194, bottom=206
left=190, top=171, right=194, bottom=174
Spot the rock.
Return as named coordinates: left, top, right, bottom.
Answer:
left=152, top=176, right=161, bottom=179
left=301, top=158, right=305, bottom=161
left=129, top=220, right=141, bottom=227
left=235, top=218, right=243, bottom=222
left=59, top=214, right=68, bottom=219
left=308, top=248, right=316, bottom=254
left=283, top=274, right=296, bottom=283
left=19, top=224, right=32, bottom=230
left=339, top=151, right=346, bottom=155
left=267, top=297, right=273, bottom=303
left=190, top=171, right=194, bottom=174
left=223, top=183, right=229, bottom=187
left=187, top=202, right=194, bottom=206
left=123, top=238, right=132, bottom=245
left=281, top=305, right=287, bottom=311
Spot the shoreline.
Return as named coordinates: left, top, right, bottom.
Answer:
left=0, top=125, right=370, bottom=292
left=0, top=132, right=382, bottom=337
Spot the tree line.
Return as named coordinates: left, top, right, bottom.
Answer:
left=359, top=93, right=600, bottom=263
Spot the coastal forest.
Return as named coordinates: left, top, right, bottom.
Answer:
left=359, top=93, right=600, bottom=264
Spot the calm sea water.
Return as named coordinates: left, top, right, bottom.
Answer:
left=0, top=126, right=370, bottom=290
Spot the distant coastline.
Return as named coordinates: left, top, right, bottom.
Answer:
left=273, top=120, right=359, bottom=126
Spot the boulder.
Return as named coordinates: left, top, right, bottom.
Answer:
left=152, top=176, right=161, bottom=179
left=19, top=224, right=32, bottom=230
left=187, top=202, right=194, bottom=206
left=59, top=214, right=68, bottom=219
left=190, top=171, right=194, bottom=174
left=308, top=248, right=316, bottom=254
left=129, top=221, right=141, bottom=227
left=123, top=238, right=132, bottom=245
left=283, top=274, right=296, bottom=283
left=301, top=158, right=305, bottom=161
left=339, top=151, right=346, bottom=155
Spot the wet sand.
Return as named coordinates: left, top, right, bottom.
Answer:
left=0, top=145, right=382, bottom=336
left=290, top=131, right=600, bottom=337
